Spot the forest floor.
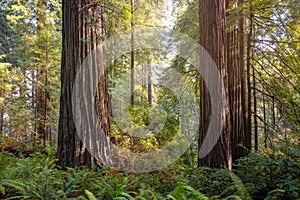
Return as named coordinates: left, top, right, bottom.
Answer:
left=0, top=146, right=299, bottom=200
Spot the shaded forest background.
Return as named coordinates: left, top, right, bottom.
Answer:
left=0, top=0, right=299, bottom=199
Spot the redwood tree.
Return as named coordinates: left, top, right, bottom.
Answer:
left=35, top=0, right=49, bottom=148
left=57, top=0, right=111, bottom=168
left=198, top=0, right=232, bottom=169
left=226, top=0, right=251, bottom=162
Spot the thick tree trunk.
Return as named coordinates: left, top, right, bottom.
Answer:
left=95, top=2, right=112, bottom=167
left=57, top=0, right=111, bottom=168
left=57, top=0, right=79, bottom=168
left=226, top=0, right=251, bottom=163
left=198, top=0, right=232, bottom=169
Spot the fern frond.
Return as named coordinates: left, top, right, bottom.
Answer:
left=119, top=192, right=136, bottom=200
left=0, top=179, right=40, bottom=198
left=4, top=195, right=31, bottom=200
left=166, top=194, right=177, bottom=200
left=171, top=182, right=209, bottom=200
left=0, top=179, right=27, bottom=194
left=230, top=172, right=252, bottom=200
left=85, top=189, right=97, bottom=200
left=0, top=184, right=5, bottom=195
left=264, top=189, right=285, bottom=200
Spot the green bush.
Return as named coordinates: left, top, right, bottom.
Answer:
left=0, top=147, right=299, bottom=200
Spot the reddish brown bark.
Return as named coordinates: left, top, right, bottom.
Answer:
left=57, top=0, right=111, bottom=168
left=198, top=0, right=232, bottom=169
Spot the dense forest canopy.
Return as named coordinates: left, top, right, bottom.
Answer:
left=0, top=0, right=299, bottom=199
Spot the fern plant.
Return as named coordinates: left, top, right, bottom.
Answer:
left=0, top=179, right=40, bottom=199
left=167, top=182, right=209, bottom=200
left=85, top=189, right=98, bottom=200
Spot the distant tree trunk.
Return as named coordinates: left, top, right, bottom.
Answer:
left=198, top=0, right=232, bottom=169
left=142, top=64, right=146, bottom=92
left=0, top=100, right=4, bottom=136
left=271, top=96, right=276, bottom=143
left=9, top=92, right=12, bottom=136
left=43, top=55, right=49, bottom=148
left=253, top=60, right=258, bottom=151
left=48, top=126, right=52, bottom=147
left=35, top=0, right=49, bottom=147
left=147, top=60, right=152, bottom=106
left=130, top=0, right=135, bottom=106
left=57, top=0, right=111, bottom=168
left=247, top=0, right=254, bottom=151
left=0, top=88, right=3, bottom=136
left=33, top=69, right=37, bottom=146
left=263, top=94, right=267, bottom=148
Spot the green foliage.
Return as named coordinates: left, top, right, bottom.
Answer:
left=0, top=0, right=61, bottom=147
left=167, top=182, right=209, bottom=200
left=235, top=150, right=300, bottom=199
left=264, top=189, right=285, bottom=200
left=229, top=173, right=251, bottom=200
left=1, top=0, right=300, bottom=200
left=0, top=57, right=13, bottom=107
left=0, top=149, right=299, bottom=199
left=249, top=0, right=300, bottom=136
left=85, top=190, right=98, bottom=200
left=175, top=0, right=199, bottom=40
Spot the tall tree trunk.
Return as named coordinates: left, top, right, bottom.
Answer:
left=130, top=0, right=135, bottom=106
left=57, top=0, right=78, bottom=168
left=0, top=100, right=4, bottom=136
left=33, top=69, right=37, bottom=146
left=34, top=61, right=39, bottom=147
left=95, top=1, right=112, bottom=168
left=239, top=0, right=251, bottom=157
left=147, top=60, right=152, bottom=106
left=271, top=96, right=276, bottom=144
left=246, top=0, right=254, bottom=151
left=253, top=59, right=258, bottom=151
left=8, top=92, right=12, bottom=137
left=0, top=88, right=3, bottom=136
left=35, top=0, right=48, bottom=147
left=263, top=94, right=267, bottom=148
left=43, top=58, right=48, bottom=148
left=57, top=0, right=111, bottom=168
left=226, top=0, right=251, bottom=163
left=198, top=0, right=232, bottom=169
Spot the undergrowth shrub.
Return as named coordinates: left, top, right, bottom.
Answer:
left=235, top=150, right=300, bottom=200
left=0, top=147, right=299, bottom=199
